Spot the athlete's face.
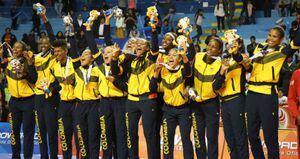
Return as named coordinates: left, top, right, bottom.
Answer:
left=162, top=34, right=174, bottom=50
left=136, top=39, right=149, bottom=57
left=124, top=38, right=137, bottom=52
left=80, top=50, right=94, bottom=66
left=206, top=39, right=222, bottom=57
left=267, top=29, right=283, bottom=48
left=168, top=49, right=180, bottom=69
left=54, top=47, right=67, bottom=63
left=12, top=42, right=24, bottom=58
left=103, top=46, right=113, bottom=64
left=39, top=38, right=51, bottom=53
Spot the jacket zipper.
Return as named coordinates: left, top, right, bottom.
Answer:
left=200, top=64, right=208, bottom=101
left=231, top=78, right=236, bottom=91
left=137, top=74, right=140, bottom=95
left=169, top=73, right=173, bottom=102
left=17, top=80, right=19, bottom=97
left=271, top=66, right=275, bottom=80
left=81, top=83, right=84, bottom=100
left=107, top=80, right=110, bottom=97
left=66, top=85, right=69, bottom=101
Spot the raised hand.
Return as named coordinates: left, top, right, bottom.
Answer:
left=18, top=64, right=27, bottom=77
left=105, top=13, right=114, bottom=25
left=228, top=40, right=239, bottom=54
left=220, top=58, right=230, bottom=75
left=23, top=51, right=34, bottom=66
left=106, top=76, right=115, bottom=82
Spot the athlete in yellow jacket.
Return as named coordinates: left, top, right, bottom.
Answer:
left=72, top=16, right=102, bottom=159
left=110, top=29, right=160, bottom=159
left=34, top=8, right=60, bottom=159
left=2, top=41, right=37, bottom=159
left=151, top=48, right=194, bottom=159
left=213, top=39, right=249, bottom=159
left=51, top=34, right=80, bottom=159
left=190, top=38, right=223, bottom=159
left=244, top=26, right=300, bottom=159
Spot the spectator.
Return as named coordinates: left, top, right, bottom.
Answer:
left=94, top=17, right=105, bottom=38
left=54, top=0, right=63, bottom=17
left=285, top=0, right=292, bottom=16
left=192, top=9, right=203, bottom=43
left=204, top=28, right=219, bottom=45
left=278, top=89, right=287, bottom=105
left=27, top=30, right=37, bottom=53
left=76, top=30, right=88, bottom=53
left=289, top=21, right=299, bottom=41
left=247, top=1, right=255, bottom=24
left=240, top=0, right=248, bottom=23
left=118, top=0, right=127, bottom=10
left=226, top=0, right=235, bottom=29
left=264, top=0, right=272, bottom=17
left=246, top=36, right=258, bottom=57
left=32, top=9, right=41, bottom=36
left=162, top=19, right=172, bottom=35
left=158, top=0, right=176, bottom=28
left=56, top=31, right=65, bottom=40
left=278, top=0, right=291, bottom=17
left=293, top=0, right=300, bottom=13
left=292, top=12, right=300, bottom=28
left=129, top=26, right=140, bottom=38
left=278, top=0, right=285, bottom=17
left=10, top=3, right=18, bottom=30
left=69, top=10, right=76, bottom=22
left=39, top=31, right=47, bottom=39
left=125, top=9, right=137, bottom=37
left=81, top=5, right=89, bottom=22
left=115, top=13, right=126, bottom=39
left=1, top=27, right=17, bottom=46
left=237, top=37, right=246, bottom=53
left=280, top=57, right=298, bottom=96
left=214, top=0, right=226, bottom=31
left=101, top=1, right=110, bottom=10
left=21, top=33, right=29, bottom=45
left=128, top=0, right=136, bottom=10
left=62, top=0, right=72, bottom=15
left=74, top=14, right=85, bottom=33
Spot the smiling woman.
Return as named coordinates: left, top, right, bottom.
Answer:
left=245, top=26, right=300, bottom=159
left=2, top=40, right=37, bottom=159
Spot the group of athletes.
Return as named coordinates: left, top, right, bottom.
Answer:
left=1, top=4, right=300, bottom=159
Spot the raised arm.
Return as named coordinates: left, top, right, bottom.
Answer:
left=23, top=51, right=37, bottom=84
left=40, top=7, right=55, bottom=43
left=147, top=26, right=159, bottom=62
left=187, top=41, right=196, bottom=62
left=104, top=14, right=114, bottom=46
left=85, top=22, right=99, bottom=55
left=150, top=64, right=162, bottom=93
left=212, top=60, right=229, bottom=91
left=181, top=54, right=192, bottom=78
